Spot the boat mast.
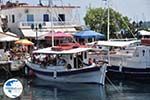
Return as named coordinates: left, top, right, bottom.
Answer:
left=49, top=0, right=54, bottom=47
left=107, top=0, right=110, bottom=41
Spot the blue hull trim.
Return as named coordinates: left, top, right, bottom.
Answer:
left=27, top=65, right=101, bottom=77
left=107, top=66, right=150, bottom=80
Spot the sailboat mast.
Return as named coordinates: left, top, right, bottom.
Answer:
left=107, top=0, right=110, bottom=41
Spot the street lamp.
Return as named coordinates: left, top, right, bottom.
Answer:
left=31, top=23, right=42, bottom=48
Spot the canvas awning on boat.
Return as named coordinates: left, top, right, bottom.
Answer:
left=88, top=40, right=140, bottom=47
left=33, top=47, right=92, bottom=54
left=138, top=30, right=150, bottom=36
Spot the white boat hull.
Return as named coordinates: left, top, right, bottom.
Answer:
left=26, top=62, right=107, bottom=85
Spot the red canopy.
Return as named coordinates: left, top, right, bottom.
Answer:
left=45, top=31, right=73, bottom=39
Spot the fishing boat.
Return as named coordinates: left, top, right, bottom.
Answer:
left=25, top=43, right=107, bottom=85
left=87, top=0, right=150, bottom=80
left=92, top=38, right=150, bottom=80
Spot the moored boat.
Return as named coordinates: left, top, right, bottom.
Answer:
left=25, top=43, right=107, bottom=85
left=98, top=39, right=150, bottom=80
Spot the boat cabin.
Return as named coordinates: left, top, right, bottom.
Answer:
left=31, top=47, right=93, bottom=70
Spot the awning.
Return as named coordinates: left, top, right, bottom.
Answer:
left=21, top=28, right=76, bottom=38
left=45, top=31, right=73, bottom=39
left=21, top=29, right=48, bottom=38
left=0, top=29, right=19, bottom=42
left=87, top=40, right=140, bottom=47
left=138, top=30, right=150, bottom=36
left=0, top=36, right=19, bottom=42
left=52, top=28, right=77, bottom=34
left=74, top=29, right=105, bottom=39
left=33, top=47, right=92, bottom=54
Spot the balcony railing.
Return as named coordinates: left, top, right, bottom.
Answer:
left=19, top=21, right=80, bottom=29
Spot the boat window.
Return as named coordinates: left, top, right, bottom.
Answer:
left=6, top=15, right=8, bottom=22
left=27, top=14, right=34, bottom=22
left=84, top=52, right=87, bottom=59
left=12, top=15, right=15, bottom=23
left=70, top=55, right=72, bottom=60
left=142, top=50, right=145, bottom=56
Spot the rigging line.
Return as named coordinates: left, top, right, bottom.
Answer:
left=111, top=0, right=136, bottom=39
left=121, top=17, right=136, bottom=38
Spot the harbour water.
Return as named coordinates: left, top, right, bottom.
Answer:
left=0, top=77, right=150, bottom=100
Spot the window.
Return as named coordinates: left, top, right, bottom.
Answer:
left=70, top=55, right=72, bottom=60
left=27, top=14, right=34, bottom=22
left=84, top=52, right=87, bottom=59
left=43, top=14, right=49, bottom=22
left=58, top=14, right=65, bottom=21
left=142, top=50, right=145, bottom=56
left=12, top=15, right=15, bottom=23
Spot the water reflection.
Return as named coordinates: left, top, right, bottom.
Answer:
left=1, top=78, right=150, bottom=100
left=106, top=80, right=150, bottom=100
left=25, top=78, right=106, bottom=100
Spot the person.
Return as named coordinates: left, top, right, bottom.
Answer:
left=88, top=58, right=93, bottom=65
left=57, top=56, right=66, bottom=66
left=93, top=58, right=96, bottom=64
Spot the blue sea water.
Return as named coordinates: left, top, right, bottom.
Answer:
left=1, top=77, right=150, bottom=100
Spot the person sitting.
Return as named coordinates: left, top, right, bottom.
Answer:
left=88, top=58, right=93, bottom=65
left=57, top=57, right=66, bottom=66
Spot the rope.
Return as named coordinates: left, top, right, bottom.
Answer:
left=106, top=75, right=139, bottom=100
left=106, top=75, right=122, bottom=93
left=2, top=64, right=12, bottom=76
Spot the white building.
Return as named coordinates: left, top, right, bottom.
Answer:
left=0, top=1, right=81, bottom=38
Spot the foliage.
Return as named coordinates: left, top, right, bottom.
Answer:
left=84, top=7, right=133, bottom=39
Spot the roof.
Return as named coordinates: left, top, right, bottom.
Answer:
left=33, top=47, right=91, bottom=54
left=1, top=5, right=80, bottom=10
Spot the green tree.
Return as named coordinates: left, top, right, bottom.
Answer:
left=84, top=7, right=133, bottom=39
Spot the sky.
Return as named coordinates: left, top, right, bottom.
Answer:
left=7, top=0, right=150, bottom=24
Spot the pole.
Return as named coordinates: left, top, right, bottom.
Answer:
left=107, top=0, right=110, bottom=41
left=35, top=24, right=38, bottom=48
left=107, top=0, right=110, bottom=66
left=49, top=0, right=54, bottom=47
